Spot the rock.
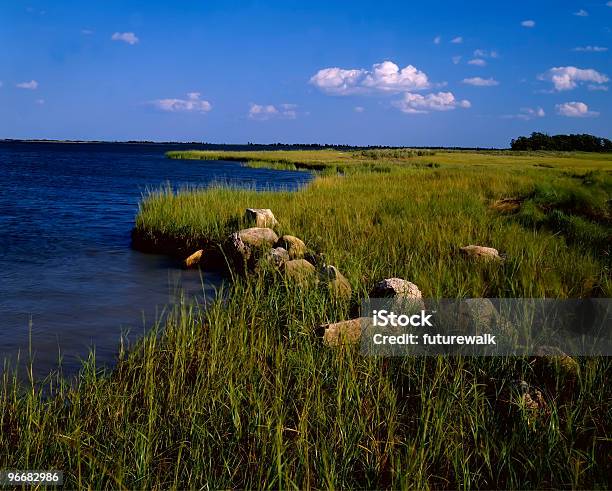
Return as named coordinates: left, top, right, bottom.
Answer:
left=460, top=245, right=504, bottom=262
left=533, top=345, right=580, bottom=380
left=276, top=235, right=307, bottom=259
left=370, top=278, right=422, bottom=299
left=321, top=318, right=365, bottom=346
left=522, top=389, right=547, bottom=412
left=225, top=228, right=278, bottom=270
left=283, top=259, right=317, bottom=285
left=319, top=265, right=352, bottom=300
left=244, top=208, right=278, bottom=228
left=491, top=198, right=522, bottom=213
left=183, top=249, right=204, bottom=268
left=264, top=247, right=290, bottom=268
left=238, top=227, right=279, bottom=248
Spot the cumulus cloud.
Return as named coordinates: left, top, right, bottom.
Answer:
left=556, top=101, right=599, bottom=117
left=150, top=92, right=212, bottom=113
left=393, top=91, right=470, bottom=114
left=573, top=9, right=589, bottom=16
left=521, top=20, right=536, bottom=27
left=573, top=45, right=608, bottom=52
left=451, top=36, right=463, bottom=44
left=539, top=66, right=609, bottom=91
left=468, top=58, right=487, bottom=66
left=16, top=80, right=38, bottom=90
left=433, top=36, right=441, bottom=44
left=111, top=32, right=139, bottom=45
left=248, top=103, right=297, bottom=120
left=462, top=77, right=499, bottom=86
left=503, top=107, right=545, bottom=120
left=309, top=60, right=430, bottom=95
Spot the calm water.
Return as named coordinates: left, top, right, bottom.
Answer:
left=0, top=142, right=311, bottom=378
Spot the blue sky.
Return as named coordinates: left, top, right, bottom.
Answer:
left=2, top=0, right=611, bottom=146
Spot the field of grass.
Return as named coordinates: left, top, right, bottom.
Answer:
left=2, top=149, right=611, bottom=489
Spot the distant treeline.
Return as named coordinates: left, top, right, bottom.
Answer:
left=511, top=132, right=612, bottom=152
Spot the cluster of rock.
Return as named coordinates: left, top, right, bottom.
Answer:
left=184, top=208, right=353, bottom=300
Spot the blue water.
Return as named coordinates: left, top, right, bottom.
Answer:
left=0, top=142, right=311, bottom=378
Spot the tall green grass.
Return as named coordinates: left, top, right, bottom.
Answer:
left=2, top=150, right=611, bottom=488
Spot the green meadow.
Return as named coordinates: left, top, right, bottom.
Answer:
left=2, top=149, right=611, bottom=489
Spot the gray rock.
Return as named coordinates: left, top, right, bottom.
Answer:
left=321, top=318, right=365, bottom=346
left=370, top=278, right=422, bottom=299
left=320, top=264, right=352, bottom=300
left=283, top=259, right=317, bottom=286
left=244, top=208, right=278, bottom=228
left=276, top=235, right=307, bottom=259
left=460, top=245, right=503, bottom=262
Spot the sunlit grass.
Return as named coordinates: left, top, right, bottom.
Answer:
left=2, top=149, right=611, bottom=488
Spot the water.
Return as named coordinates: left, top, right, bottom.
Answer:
left=0, top=142, right=311, bottom=378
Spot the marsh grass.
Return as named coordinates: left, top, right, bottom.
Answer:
left=2, top=150, right=611, bottom=489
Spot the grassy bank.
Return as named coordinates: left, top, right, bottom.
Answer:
left=3, top=149, right=611, bottom=489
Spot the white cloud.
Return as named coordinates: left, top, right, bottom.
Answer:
left=573, top=46, right=608, bottom=52
left=393, top=91, right=470, bottom=114
left=556, top=101, right=599, bottom=117
left=573, top=9, right=589, bottom=16
left=354, top=106, right=365, bottom=113
left=521, top=20, right=536, bottom=28
left=539, top=66, right=609, bottom=91
left=433, top=36, right=441, bottom=44
left=503, top=107, right=546, bottom=120
left=473, top=49, right=499, bottom=59
left=309, top=60, right=430, bottom=95
left=588, top=84, right=608, bottom=91
left=16, top=80, right=38, bottom=90
left=463, top=77, right=499, bottom=86
left=452, top=56, right=462, bottom=65
left=468, top=58, right=487, bottom=66
left=111, top=32, right=139, bottom=45
left=150, top=92, right=212, bottom=113
left=248, top=103, right=297, bottom=120
left=451, top=36, right=463, bottom=44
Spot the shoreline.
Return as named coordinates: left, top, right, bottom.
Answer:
left=3, top=148, right=611, bottom=489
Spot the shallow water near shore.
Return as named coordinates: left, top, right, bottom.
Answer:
left=0, top=142, right=312, bottom=379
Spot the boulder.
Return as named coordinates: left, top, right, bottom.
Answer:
left=370, top=278, right=422, bottom=299
left=244, top=208, right=278, bottom=228
left=460, top=245, right=504, bottom=262
left=238, top=227, right=279, bottom=248
left=264, top=247, right=290, bottom=268
left=533, top=345, right=580, bottom=380
left=321, top=318, right=365, bottom=346
left=283, top=259, right=317, bottom=285
left=491, top=198, right=522, bottom=213
left=183, top=249, right=204, bottom=268
left=225, top=228, right=278, bottom=270
left=276, top=235, right=307, bottom=259
left=319, top=265, right=352, bottom=300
